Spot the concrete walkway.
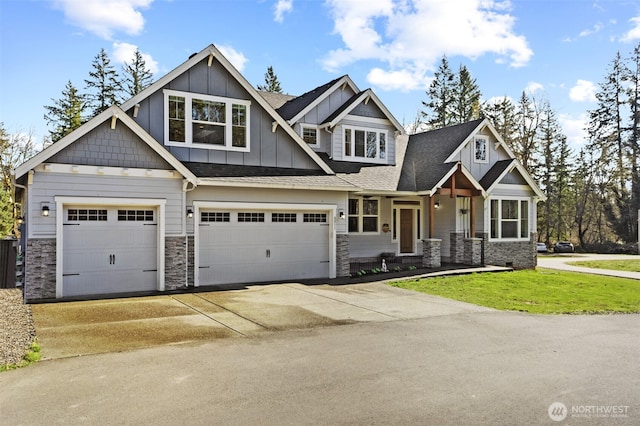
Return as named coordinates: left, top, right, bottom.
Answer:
left=537, top=253, right=640, bottom=279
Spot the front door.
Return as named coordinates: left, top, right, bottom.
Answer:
left=400, top=209, right=414, bottom=253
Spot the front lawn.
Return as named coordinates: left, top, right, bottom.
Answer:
left=567, top=258, right=640, bottom=272
left=390, top=269, right=640, bottom=314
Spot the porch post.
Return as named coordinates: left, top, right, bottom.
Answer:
left=429, top=195, right=435, bottom=238
left=469, top=195, right=475, bottom=237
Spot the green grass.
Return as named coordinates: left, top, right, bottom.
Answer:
left=0, top=341, right=41, bottom=372
left=390, top=269, right=640, bottom=314
left=567, top=259, right=640, bottom=272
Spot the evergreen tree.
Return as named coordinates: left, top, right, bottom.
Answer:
left=257, top=66, right=283, bottom=93
left=513, top=91, right=541, bottom=172
left=85, top=48, right=121, bottom=117
left=421, top=55, right=455, bottom=129
left=483, top=96, right=517, bottom=149
left=587, top=51, right=632, bottom=241
left=44, top=80, right=86, bottom=142
left=451, top=65, right=482, bottom=124
left=122, top=48, right=154, bottom=98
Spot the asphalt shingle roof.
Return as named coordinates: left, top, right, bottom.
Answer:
left=398, top=119, right=484, bottom=192
left=479, top=159, right=514, bottom=190
left=183, top=162, right=324, bottom=178
left=276, top=76, right=346, bottom=121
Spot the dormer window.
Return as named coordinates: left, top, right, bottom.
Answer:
left=474, top=136, right=488, bottom=163
left=302, top=125, right=318, bottom=146
left=164, top=89, right=250, bottom=151
left=343, top=126, right=387, bottom=162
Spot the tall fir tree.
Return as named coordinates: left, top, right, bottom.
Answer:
left=421, top=55, right=455, bottom=129
left=587, top=51, right=633, bottom=241
left=44, top=80, right=86, bottom=142
left=451, top=65, right=482, bottom=124
left=513, top=91, right=541, bottom=172
left=85, top=48, right=121, bottom=117
left=122, top=48, right=154, bottom=99
left=257, top=66, right=283, bottom=93
left=483, top=96, right=518, bottom=149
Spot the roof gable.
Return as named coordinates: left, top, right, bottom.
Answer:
left=277, top=75, right=359, bottom=123
left=321, top=89, right=405, bottom=133
left=121, top=44, right=334, bottom=175
left=15, top=106, right=197, bottom=183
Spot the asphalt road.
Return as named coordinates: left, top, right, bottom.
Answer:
left=2, top=309, right=639, bottom=425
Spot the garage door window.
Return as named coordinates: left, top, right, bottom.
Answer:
left=117, top=210, right=154, bottom=221
left=201, top=212, right=230, bottom=222
left=272, top=213, right=297, bottom=222
left=303, top=213, right=327, bottom=223
left=238, top=212, right=265, bottom=222
left=68, top=209, right=107, bottom=221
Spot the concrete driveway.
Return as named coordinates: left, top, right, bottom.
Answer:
left=538, top=253, right=640, bottom=279
left=31, top=282, right=493, bottom=360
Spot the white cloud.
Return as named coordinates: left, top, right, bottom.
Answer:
left=525, top=82, right=543, bottom=94
left=621, top=16, right=640, bottom=42
left=218, top=45, right=248, bottom=72
left=569, top=79, right=597, bottom=102
left=559, top=113, right=589, bottom=146
left=321, top=0, right=533, bottom=91
left=52, top=0, right=153, bottom=39
left=112, top=42, right=159, bottom=74
left=274, top=0, right=293, bottom=23
left=366, top=67, right=431, bottom=91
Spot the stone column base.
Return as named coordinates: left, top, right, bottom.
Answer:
left=422, top=239, right=441, bottom=268
left=464, top=238, right=482, bottom=266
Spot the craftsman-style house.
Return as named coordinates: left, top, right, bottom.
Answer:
left=14, top=44, right=544, bottom=301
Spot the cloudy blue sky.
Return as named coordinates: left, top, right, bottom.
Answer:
left=1, top=0, right=640, bottom=147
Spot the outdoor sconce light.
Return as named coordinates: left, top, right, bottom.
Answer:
left=434, top=202, right=440, bottom=209
left=16, top=217, right=24, bottom=225
left=338, top=209, right=345, bottom=220
left=186, top=207, right=194, bottom=219
left=41, top=203, right=50, bottom=217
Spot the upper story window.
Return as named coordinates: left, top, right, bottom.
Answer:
left=474, top=136, right=488, bottom=163
left=164, top=89, right=250, bottom=151
left=343, top=127, right=387, bottom=162
left=490, top=198, right=529, bottom=239
left=302, top=126, right=318, bottom=146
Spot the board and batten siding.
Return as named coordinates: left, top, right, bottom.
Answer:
left=129, top=58, right=319, bottom=171
left=449, top=131, right=511, bottom=178
left=27, top=172, right=184, bottom=237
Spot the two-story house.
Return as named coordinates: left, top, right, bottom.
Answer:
left=14, top=44, right=544, bottom=301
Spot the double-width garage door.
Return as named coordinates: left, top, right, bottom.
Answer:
left=198, top=209, right=330, bottom=286
left=62, top=206, right=158, bottom=297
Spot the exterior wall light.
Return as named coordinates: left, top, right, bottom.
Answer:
left=41, top=204, right=50, bottom=217
left=338, top=209, right=345, bottom=220
left=434, top=202, right=440, bottom=209
left=187, top=207, right=194, bottom=219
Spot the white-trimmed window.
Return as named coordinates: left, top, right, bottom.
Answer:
left=490, top=198, right=530, bottom=239
left=474, top=136, right=488, bottom=163
left=348, top=198, right=379, bottom=233
left=164, top=89, right=250, bottom=151
left=301, top=125, right=318, bottom=146
left=343, top=127, right=387, bottom=162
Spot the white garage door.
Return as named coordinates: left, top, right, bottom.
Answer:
left=62, top=207, right=158, bottom=297
left=198, top=210, right=330, bottom=286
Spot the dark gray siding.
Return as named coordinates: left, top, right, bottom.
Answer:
left=351, top=101, right=386, bottom=119
left=49, top=121, right=172, bottom=170
left=129, top=58, right=319, bottom=171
